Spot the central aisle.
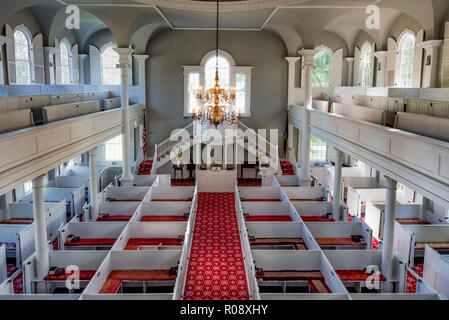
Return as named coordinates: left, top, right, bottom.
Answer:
left=183, top=193, right=249, bottom=300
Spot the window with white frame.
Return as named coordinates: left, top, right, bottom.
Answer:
left=105, top=135, right=123, bottom=161
left=101, top=46, right=120, bottom=85
left=396, top=32, right=415, bottom=87
left=14, top=29, right=32, bottom=85
left=23, top=180, right=32, bottom=194
left=312, top=50, right=331, bottom=88
left=60, top=41, right=71, bottom=84
left=183, top=50, right=252, bottom=117
left=360, top=43, right=373, bottom=87
left=310, top=135, right=327, bottom=162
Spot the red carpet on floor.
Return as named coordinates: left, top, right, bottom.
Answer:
left=237, top=179, right=262, bottom=187
left=137, top=160, right=153, bottom=175
left=183, top=193, right=249, bottom=300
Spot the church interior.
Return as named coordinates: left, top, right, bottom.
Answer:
left=0, top=0, right=448, bottom=302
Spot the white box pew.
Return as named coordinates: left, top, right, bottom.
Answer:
left=0, top=109, right=34, bottom=134
left=245, top=222, right=320, bottom=251
left=324, top=250, right=406, bottom=293
left=81, top=293, right=173, bottom=300
left=305, top=222, right=372, bottom=250
left=0, top=245, right=7, bottom=284
left=59, top=222, right=127, bottom=250
left=251, top=250, right=348, bottom=295
left=406, top=99, right=449, bottom=118
left=238, top=186, right=288, bottom=202
left=366, top=203, right=423, bottom=241
left=23, top=250, right=108, bottom=294
left=292, top=201, right=335, bottom=222
left=260, top=293, right=350, bottom=300
left=112, top=222, right=187, bottom=251
left=394, top=223, right=449, bottom=267
left=43, top=100, right=101, bottom=123
left=326, top=167, right=371, bottom=198
left=95, top=201, right=140, bottom=222
left=103, top=97, right=121, bottom=110
left=273, top=175, right=300, bottom=187
left=395, top=112, right=449, bottom=143
left=21, top=186, right=85, bottom=218
left=101, top=186, right=150, bottom=202
left=99, top=167, right=122, bottom=191
left=82, top=250, right=182, bottom=295
left=422, top=245, right=449, bottom=299
left=146, top=186, right=194, bottom=202
left=312, top=99, right=330, bottom=113
left=132, top=201, right=192, bottom=223
left=350, top=293, right=441, bottom=300
left=242, top=202, right=301, bottom=222
left=132, top=175, right=159, bottom=187
left=331, top=103, right=385, bottom=125
left=0, top=225, right=28, bottom=261
left=282, top=186, right=329, bottom=202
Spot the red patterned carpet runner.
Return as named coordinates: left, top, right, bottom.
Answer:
left=280, top=161, right=294, bottom=175
left=183, top=193, right=249, bottom=300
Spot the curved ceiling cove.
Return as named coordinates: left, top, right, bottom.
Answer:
left=133, top=0, right=299, bottom=11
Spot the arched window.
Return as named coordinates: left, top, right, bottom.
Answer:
left=101, top=46, right=120, bottom=85
left=360, top=43, right=373, bottom=87
left=396, top=32, right=415, bottom=87
left=60, top=41, right=71, bottom=84
left=312, top=50, right=331, bottom=88
left=183, top=50, right=252, bottom=116
left=14, top=29, right=32, bottom=84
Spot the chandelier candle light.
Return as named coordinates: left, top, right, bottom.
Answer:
left=193, top=0, right=241, bottom=127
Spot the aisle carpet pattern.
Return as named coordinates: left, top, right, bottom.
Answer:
left=137, top=160, right=153, bottom=175
left=183, top=193, right=249, bottom=300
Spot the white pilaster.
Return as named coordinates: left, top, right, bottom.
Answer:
left=287, top=120, right=294, bottom=162
left=44, top=47, right=56, bottom=85
left=78, top=54, right=88, bottom=85
left=382, top=176, right=397, bottom=293
left=134, top=55, right=149, bottom=105
left=418, top=40, right=443, bottom=88
left=298, top=49, right=317, bottom=185
left=114, top=47, right=135, bottom=185
left=32, top=175, right=49, bottom=280
left=373, top=51, right=388, bottom=87
left=89, top=148, right=98, bottom=221
left=284, top=57, right=300, bottom=106
left=332, top=148, right=344, bottom=220
left=344, top=57, right=354, bottom=86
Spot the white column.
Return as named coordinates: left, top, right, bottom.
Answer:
left=344, top=57, right=354, bottom=86
left=382, top=176, right=397, bottom=293
left=286, top=120, right=294, bottom=162
left=284, top=57, right=300, bottom=106
left=89, top=148, right=98, bottom=221
left=78, top=54, right=88, bottom=85
left=44, top=47, right=56, bottom=85
left=133, top=55, right=149, bottom=105
left=298, top=49, right=317, bottom=185
left=418, top=40, right=443, bottom=88
left=32, top=175, right=49, bottom=279
left=373, top=51, right=387, bottom=87
left=332, top=148, right=344, bottom=220
left=114, top=47, right=135, bottom=184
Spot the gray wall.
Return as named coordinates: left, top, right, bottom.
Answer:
left=146, top=29, right=288, bottom=156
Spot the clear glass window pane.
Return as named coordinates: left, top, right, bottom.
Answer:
left=310, top=135, right=327, bottom=162
left=105, top=135, right=123, bottom=161
left=205, top=56, right=230, bottom=90
left=398, top=34, right=415, bottom=87
left=312, top=51, right=331, bottom=88
left=236, top=73, right=246, bottom=113
left=188, top=73, right=199, bottom=113
left=23, top=181, right=32, bottom=193
left=14, top=30, right=31, bottom=84
left=361, top=44, right=373, bottom=87
left=102, top=47, right=121, bottom=85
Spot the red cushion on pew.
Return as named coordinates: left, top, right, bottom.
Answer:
left=243, top=199, right=281, bottom=202
left=44, top=270, right=96, bottom=281
left=99, top=279, right=122, bottom=294
left=107, top=199, right=141, bottom=202
left=308, top=279, right=332, bottom=293
left=300, top=216, right=335, bottom=222
left=64, top=238, right=117, bottom=247
left=245, top=215, right=292, bottom=222
left=0, top=218, right=34, bottom=225
left=97, top=215, right=132, bottom=222
left=315, top=238, right=366, bottom=246
left=141, top=215, right=188, bottom=222
left=124, top=238, right=184, bottom=250
left=336, top=270, right=386, bottom=281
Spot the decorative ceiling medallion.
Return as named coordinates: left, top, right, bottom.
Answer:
left=133, top=0, right=299, bottom=11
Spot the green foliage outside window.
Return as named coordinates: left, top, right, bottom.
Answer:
left=312, top=51, right=331, bottom=88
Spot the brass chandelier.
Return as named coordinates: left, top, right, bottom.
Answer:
left=192, top=0, right=240, bottom=128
